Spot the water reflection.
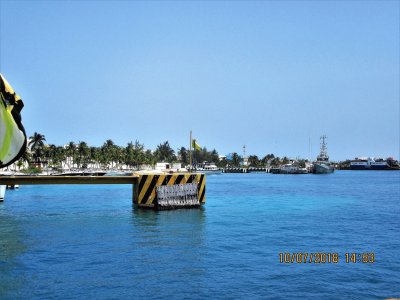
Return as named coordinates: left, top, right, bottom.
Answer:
left=132, top=206, right=206, bottom=225
left=130, top=207, right=207, bottom=245
left=128, top=207, right=208, bottom=297
left=0, top=206, right=27, bottom=298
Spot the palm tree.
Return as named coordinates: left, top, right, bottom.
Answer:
left=262, top=154, right=275, bottom=165
left=178, top=147, right=189, bottom=165
left=28, top=132, right=46, bottom=164
left=16, top=145, right=31, bottom=170
left=125, top=142, right=134, bottom=168
left=52, top=146, right=65, bottom=169
left=125, top=140, right=145, bottom=169
left=231, top=152, right=242, bottom=167
left=114, top=145, right=124, bottom=169
left=144, top=149, right=155, bottom=166
left=132, top=140, right=145, bottom=168
left=66, top=141, right=76, bottom=169
left=101, top=139, right=117, bottom=169
left=89, top=147, right=101, bottom=169
left=248, top=155, right=260, bottom=167
left=270, top=157, right=281, bottom=167
left=210, top=149, right=219, bottom=164
left=45, top=144, right=58, bottom=167
left=77, top=141, right=90, bottom=168
left=154, top=141, right=176, bottom=162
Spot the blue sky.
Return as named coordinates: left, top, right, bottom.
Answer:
left=1, top=1, right=399, bottom=160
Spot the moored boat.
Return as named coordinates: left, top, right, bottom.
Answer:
left=194, top=162, right=222, bottom=175
left=0, top=185, right=5, bottom=201
left=52, top=170, right=107, bottom=176
left=349, top=157, right=400, bottom=170
left=313, top=135, right=335, bottom=174
left=271, top=163, right=308, bottom=174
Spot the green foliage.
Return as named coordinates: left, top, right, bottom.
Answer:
left=144, top=149, right=155, bottom=166
left=23, top=130, right=224, bottom=170
left=192, top=147, right=219, bottom=165
left=337, top=160, right=351, bottom=169
left=270, top=157, right=281, bottom=167
left=262, top=154, right=275, bottom=164
left=298, top=159, right=306, bottom=168
left=216, top=158, right=228, bottom=168
left=231, top=152, right=242, bottom=167
left=248, top=155, right=260, bottom=167
left=28, top=132, right=46, bottom=163
left=76, top=141, right=90, bottom=168
left=125, top=140, right=146, bottom=168
left=21, top=165, right=42, bottom=174
left=154, top=141, right=176, bottom=163
left=178, top=147, right=189, bottom=165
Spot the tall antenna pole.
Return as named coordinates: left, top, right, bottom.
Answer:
left=189, top=130, right=192, bottom=171
left=243, top=145, right=246, bottom=166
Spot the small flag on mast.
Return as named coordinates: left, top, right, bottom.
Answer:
left=0, top=74, right=27, bottom=168
left=192, top=139, right=201, bottom=151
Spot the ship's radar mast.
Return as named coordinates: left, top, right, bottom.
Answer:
left=317, top=135, right=329, bottom=161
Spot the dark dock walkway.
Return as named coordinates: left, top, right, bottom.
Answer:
left=0, top=175, right=138, bottom=185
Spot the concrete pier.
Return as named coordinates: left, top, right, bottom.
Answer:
left=0, top=173, right=206, bottom=210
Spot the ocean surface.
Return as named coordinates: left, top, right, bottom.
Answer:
left=0, top=171, right=399, bottom=299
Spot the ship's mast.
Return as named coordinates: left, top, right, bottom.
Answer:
left=243, top=145, right=247, bottom=166
left=317, top=135, right=329, bottom=161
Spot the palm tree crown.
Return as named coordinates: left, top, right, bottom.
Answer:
left=28, top=132, right=46, bottom=163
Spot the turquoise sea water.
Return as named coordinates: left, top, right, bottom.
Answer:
left=1, top=171, right=399, bottom=299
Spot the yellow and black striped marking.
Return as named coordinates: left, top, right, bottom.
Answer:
left=135, top=173, right=206, bottom=208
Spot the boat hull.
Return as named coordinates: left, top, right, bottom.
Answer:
left=271, top=167, right=308, bottom=174
left=313, top=163, right=335, bottom=174
left=195, top=170, right=222, bottom=175
left=349, top=165, right=399, bottom=170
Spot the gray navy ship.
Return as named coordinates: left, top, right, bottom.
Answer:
left=313, top=135, right=335, bottom=174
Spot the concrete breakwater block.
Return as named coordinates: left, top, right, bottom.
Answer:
left=134, top=173, right=206, bottom=209
left=156, top=183, right=199, bottom=210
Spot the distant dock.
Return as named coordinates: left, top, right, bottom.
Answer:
left=223, top=167, right=267, bottom=173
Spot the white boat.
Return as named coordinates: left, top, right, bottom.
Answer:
left=6, top=184, right=19, bottom=189
left=194, top=163, right=222, bottom=175
left=349, top=157, right=399, bottom=170
left=279, top=164, right=308, bottom=174
left=0, top=185, right=5, bottom=201
left=154, top=162, right=188, bottom=173
left=313, top=135, right=334, bottom=174
left=52, top=170, right=107, bottom=176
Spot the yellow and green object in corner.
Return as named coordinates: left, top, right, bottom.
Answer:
left=0, top=73, right=27, bottom=168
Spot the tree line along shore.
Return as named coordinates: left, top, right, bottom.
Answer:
left=0, top=132, right=393, bottom=173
